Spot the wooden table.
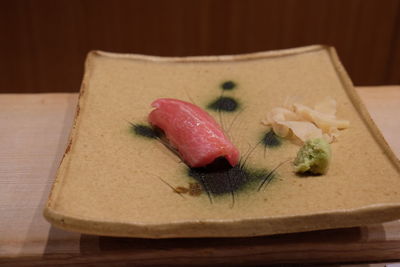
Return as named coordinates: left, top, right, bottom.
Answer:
left=1, top=86, right=400, bottom=266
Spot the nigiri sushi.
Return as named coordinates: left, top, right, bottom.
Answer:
left=148, top=98, right=240, bottom=168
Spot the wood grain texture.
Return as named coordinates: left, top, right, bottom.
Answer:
left=1, top=0, right=400, bottom=93
left=0, top=87, right=400, bottom=265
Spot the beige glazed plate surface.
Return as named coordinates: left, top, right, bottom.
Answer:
left=44, top=45, right=400, bottom=238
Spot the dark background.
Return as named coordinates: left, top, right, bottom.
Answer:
left=1, top=0, right=399, bottom=93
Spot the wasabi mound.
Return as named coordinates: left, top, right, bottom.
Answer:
left=294, top=138, right=332, bottom=175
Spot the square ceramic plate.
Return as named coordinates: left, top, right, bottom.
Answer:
left=44, top=45, right=400, bottom=238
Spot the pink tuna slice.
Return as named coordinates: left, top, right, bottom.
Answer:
left=148, top=98, right=240, bottom=168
